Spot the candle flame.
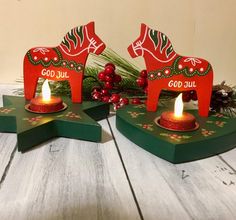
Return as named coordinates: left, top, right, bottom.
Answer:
left=42, top=79, right=51, bottom=102
left=174, top=93, right=183, bottom=117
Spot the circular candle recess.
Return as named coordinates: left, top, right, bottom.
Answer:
left=156, top=111, right=199, bottom=131
left=26, top=96, right=66, bottom=113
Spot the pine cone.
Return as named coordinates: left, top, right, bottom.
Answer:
left=211, top=81, right=234, bottom=110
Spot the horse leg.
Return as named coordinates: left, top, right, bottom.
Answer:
left=23, top=65, right=39, bottom=100
left=196, top=74, right=213, bottom=117
left=69, top=74, right=83, bottom=103
left=146, top=81, right=162, bottom=112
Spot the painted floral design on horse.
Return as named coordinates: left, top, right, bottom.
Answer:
left=27, top=47, right=84, bottom=72
left=128, top=23, right=213, bottom=117
left=24, top=22, right=106, bottom=103
left=148, top=56, right=212, bottom=80
left=176, top=56, right=211, bottom=77
left=27, top=47, right=62, bottom=67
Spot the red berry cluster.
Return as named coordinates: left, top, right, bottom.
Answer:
left=97, top=63, right=122, bottom=89
left=92, top=63, right=145, bottom=109
left=92, top=63, right=129, bottom=110
left=136, top=70, right=148, bottom=94
left=182, top=90, right=198, bottom=102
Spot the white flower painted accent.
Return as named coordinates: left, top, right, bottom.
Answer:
left=164, top=69, right=170, bottom=74
left=33, top=47, right=50, bottom=55
left=184, top=57, right=202, bottom=66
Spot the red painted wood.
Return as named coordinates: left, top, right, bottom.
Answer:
left=128, top=23, right=213, bottom=117
left=24, top=22, right=106, bottom=103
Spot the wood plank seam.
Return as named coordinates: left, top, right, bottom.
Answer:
left=109, top=116, right=236, bottom=219
left=218, top=155, right=236, bottom=175
left=108, top=116, right=194, bottom=219
left=106, top=118, right=144, bottom=220
left=0, top=143, right=17, bottom=190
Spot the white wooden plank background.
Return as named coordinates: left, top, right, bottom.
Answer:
left=0, top=120, right=141, bottom=220
left=220, top=149, right=236, bottom=170
left=0, top=85, right=21, bottom=181
left=0, top=84, right=236, bottom=220
left=0, top=134, right=17, bottom=183
left=108, top=116, right=236, bottom=220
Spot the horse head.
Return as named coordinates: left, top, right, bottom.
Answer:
left=127, top=23, right=147, bottom=58
left=128, top=23, right=177, bottom=65
left=59, top=21, right=105, bottom=57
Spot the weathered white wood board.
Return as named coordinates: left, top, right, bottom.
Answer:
left=0, top=134, right=17, bottom=181
left=0, top=117, right=140, bottom=220
left=109, top=116, right=236, bottom=220
left=0, top=85, right=20, bottom=180
left=220, top=148, right=236, bottom=169
left=0, top=84, right=22, bottom=102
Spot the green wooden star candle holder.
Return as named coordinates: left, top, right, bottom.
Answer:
left=0, top=95, right=109, bottom=152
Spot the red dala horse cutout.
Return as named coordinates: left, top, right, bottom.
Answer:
left=24, top=21, right=106, bottom=103
left=128, top=24, right=213, bottom=117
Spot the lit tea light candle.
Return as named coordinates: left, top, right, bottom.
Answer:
left=42, top=79, right=51, bottom=102
left=158, top=93, right=198, bottom=131
left=174, top=93, right=184, bottom=118
left=26, top=80, right=66, bottom=113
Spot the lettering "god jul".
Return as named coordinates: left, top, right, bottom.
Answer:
left=168, top=80, right=196, bottom=88
left=41, top=69, right=69, bottom=79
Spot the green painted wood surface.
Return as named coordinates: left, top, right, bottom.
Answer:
left=116, top=104, right=236, bottom=163
left=0, top=95, right=109, bottom=152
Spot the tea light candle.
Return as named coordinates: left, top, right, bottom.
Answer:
left=28, top=80, right=64, bottom=113
left=159, top=93, right=197, bottom=131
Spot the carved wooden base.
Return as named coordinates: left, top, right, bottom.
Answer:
left=0, top=95, right=109, bottom=152
left=116, top=104, right=236, bottom=163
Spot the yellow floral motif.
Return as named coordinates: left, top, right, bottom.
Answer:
left=201, top=128, right=215, bottom=137
left=133, top=104, right=146, bottom=109
left=160, top=133, right=191, bottom=142
left=127, top=111, right=144, bottom=118
left=57, top=111, right=81, bottom=119
left=137, top=123, right=154, bottom=131
left=23, top=116, right=43, bottom=125
left=212, top=113, right=229, bottom=119
left=0, top=108, right=15, bottom=114
left=207, top=120, right=226, bottom=128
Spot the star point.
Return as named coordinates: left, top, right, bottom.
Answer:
left=0, top=95, right=109, bottom=152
